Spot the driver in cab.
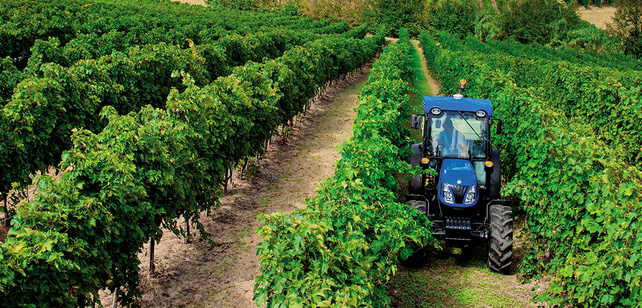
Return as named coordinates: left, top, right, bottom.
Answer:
left=436, top=118, right=467, bottom=157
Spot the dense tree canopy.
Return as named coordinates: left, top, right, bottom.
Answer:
left=608, top=0, right=642, bottom=57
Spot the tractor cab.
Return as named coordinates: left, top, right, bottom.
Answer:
left=407, top=80, right=513, bottom=274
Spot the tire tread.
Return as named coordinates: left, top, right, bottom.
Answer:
left=487, top=204, right=513, bottom=274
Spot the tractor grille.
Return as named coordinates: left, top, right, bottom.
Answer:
left=450, top=185, right=469, bottom=204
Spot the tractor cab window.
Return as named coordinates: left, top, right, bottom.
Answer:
left=429, top=111, right=487, bottom=159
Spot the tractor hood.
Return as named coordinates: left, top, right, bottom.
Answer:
left=423, top=96, right=493, bottom=117
left=439, top=159, right=478, bottom=207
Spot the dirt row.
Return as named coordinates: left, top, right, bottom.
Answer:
left=117, top=62, right=373, bottom=308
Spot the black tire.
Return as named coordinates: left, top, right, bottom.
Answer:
left=401, top=241, right=427, bottom=268
left=487, top=204, right=513, bottom=274
left=408, top=175, right=423, bottom=195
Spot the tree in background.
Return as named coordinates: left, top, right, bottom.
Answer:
left=607, top=0, right=642, bottom=58
left=428, top=0, right=477, bottom=39
left=495, top=0, right=581, bottom=45
left=299, top=0, right=368, bottom=25
left=474, top=2, right=503, bottom=42
left=365, top=0, right=429, bottom=37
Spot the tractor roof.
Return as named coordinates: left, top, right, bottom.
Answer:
left=423, top=96, right=493, bottom=117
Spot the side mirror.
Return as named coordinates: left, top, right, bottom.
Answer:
left=410, top=114, right=423, bottom=130
left=495, top=118, right=504, bottom=135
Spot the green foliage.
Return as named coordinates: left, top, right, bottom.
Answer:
left=0, top=42, right=210, bottom=195
left=279, top=1, right=303, bottom=16
left=496, top=0, right=582, bottom=44
left=607, top=0, right=642, bottom=58
left=255, top=29, right=437, bottom=307
left=430, top=32, right=642, bottom=167
left=0, top=0, right=340, bottom=61
left=0, top=104, right=208, bottom=306
left=474, top=4, right=502, bottom=42
left=210, top=0, right=260, bottom=10
left=564, top=24, right=619, bottom=53
left=428, top=0, right=477, bottom=39
left=420, top=30, right=642, bottom=307
left=0, top=0, right=356, bottom=202
left=343, top=23, right=370, bottom=39
left=366, top=0, right=428, bottom=37
left=425, top=0, right=594, bottom=45
left=445, top=29, right=640, bottom=71
left=0, top=58, right=24, bottom=103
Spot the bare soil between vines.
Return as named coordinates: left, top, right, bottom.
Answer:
left=105, top=61, right=373, bottom=308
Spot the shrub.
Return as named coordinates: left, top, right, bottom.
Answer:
left=429, top=0, right=477, bottom=39
left=607, top=0, right=642, bottom=58
left=496, top=0, right=582, bottom=44
left=366, top=0, right=429, bottom=37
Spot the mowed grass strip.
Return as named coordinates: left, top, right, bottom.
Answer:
left=410, top=43, right=432, bottom=98
left=388, top=246, right=536, bottom=308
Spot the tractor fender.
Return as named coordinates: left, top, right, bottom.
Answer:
left=410, top=143, right=423, bottom=168
left=487, top=199, right=513, bottom=208
left=489, top=148, right=501, bottom=200
left=409, top=143, right=425, bottom=196
left=485, top=199, right=515, bottom=221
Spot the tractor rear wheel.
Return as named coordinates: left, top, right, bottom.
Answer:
left=487, top=204, right=513, bottom=274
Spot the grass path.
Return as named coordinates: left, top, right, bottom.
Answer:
left=410, top=39, right=440, bottom=97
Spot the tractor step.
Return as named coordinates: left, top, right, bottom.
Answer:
left=406, top=200, right=427, bottom=215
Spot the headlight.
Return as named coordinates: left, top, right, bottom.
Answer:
left=476, top=110, right=487, bottom=118
left=443, top=183, right=453, bottom=204
left=430, top=107, right=442, bottom=115
left=465, top=185, right=476, bottom=204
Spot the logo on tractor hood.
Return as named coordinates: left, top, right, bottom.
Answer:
left=439, top=159, right=478, bottom=207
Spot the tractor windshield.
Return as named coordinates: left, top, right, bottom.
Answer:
left=429, top=111, right=488, bottom=159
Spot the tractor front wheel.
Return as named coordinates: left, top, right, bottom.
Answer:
left=487, top=204, right=513, bottom=274
left=408, top=175, right=423, bottom=195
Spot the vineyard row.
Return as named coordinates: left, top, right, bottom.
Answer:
left=0, top=30, right=385, bottom=307
left=0, top=0, right=348, bottom=59
left=255, top=29, right=438, bottom=307
left=0, top=21, right=367, bottom=204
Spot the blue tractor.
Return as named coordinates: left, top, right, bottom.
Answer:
left=407, top=81, right=513, bottom=274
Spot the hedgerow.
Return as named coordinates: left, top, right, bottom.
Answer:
left=0, top=0, right=355, bottom=213
left=0, top=28, right=384, bottom=306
